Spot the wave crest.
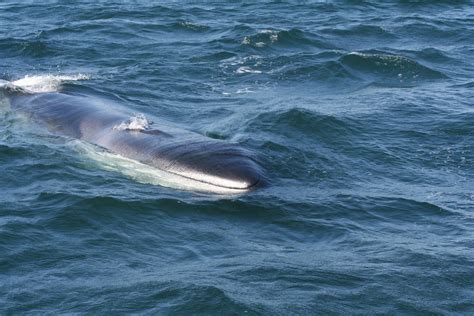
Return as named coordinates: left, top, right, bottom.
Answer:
left=241, top=28, right=327, bottom=49
left=340, top=52, right=446, bottom=84
left=11, top=74, right=90, bottom=93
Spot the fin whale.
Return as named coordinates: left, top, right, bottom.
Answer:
left=2, top=84, right=265, bottom=192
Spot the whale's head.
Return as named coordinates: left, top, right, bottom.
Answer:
left=153, top=140, right=266, bottom=192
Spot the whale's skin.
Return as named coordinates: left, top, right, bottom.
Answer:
left=5, top=86, right=265, bottom=192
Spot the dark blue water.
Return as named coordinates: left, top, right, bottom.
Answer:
left=1, top=1, right=473, bottom=314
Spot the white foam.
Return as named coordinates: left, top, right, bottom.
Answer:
left=236, top=87, right=255, bottom=94
left=11, top=74, right=90, bottom=93
left=236, top=66, right=262, bottom=74
left=0, top=79, right=9, bottom=88
left=241, top=36, right=251, bottom=45
left=113, top=113, right=151, bottom=131
left=259, top=29, right=279, bottom=42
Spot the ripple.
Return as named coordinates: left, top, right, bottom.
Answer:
left=394, top=22, right=472, bottom=43
left=413, top=48, right=454, bottom=63
left=241, top=28, right=334, bottom=49
left=246, top=108, right=363, bottom=182
left=190, top=51, right=236, bottom=62
left=172, top=21, right=210, bottom=32
left=340, top=52, right=447, bottom=86
left=280, top=60, right=360, bottom=83
left=250, top=108, right=361, bottom=140
left=0, top=144, right=30, bottom=160
left=0, top=37, right=53, bottom=58
left=322, top=24, right=397, bottom=39
left=1, top=1, right=474, bottom=314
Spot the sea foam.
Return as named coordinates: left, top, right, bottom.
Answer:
left=11, top=74, right=90, bottom=93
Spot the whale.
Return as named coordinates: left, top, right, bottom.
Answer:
left=1, top=82, right=265, bottom=193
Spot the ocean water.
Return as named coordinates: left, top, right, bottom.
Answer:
left=1, top=1, right=473, bottom=314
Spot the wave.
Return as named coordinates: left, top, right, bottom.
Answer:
left=411, top=48, right=453, bottom=63
left=437, top=113, right=473, bottom=136
left=249, top=108, right=361, bottom=141
left=450, top=81, right=474, bottom=88
left=241, top=28, right=334, bottom=49
left=190, top=51, right=236, bottom=62
left=321, top=24, right=397, bottom=39
left=340, top=52, right=447, bottom=85
left=395, top=0, right=469, bottom=4
left=71, top=5, right=181, bottom=21
left=344, top=195, right=457, bottom=220
left=393, top=22, right=471, bottom=43
left=173, top=21, right=210, bottom=32
left=280, top=59, right=360, bottom=83
left=0, top=144, right=31, bottom=160
left=221, top=50, right=447, bottom=88
left=0, top=37, right=52, bottom=58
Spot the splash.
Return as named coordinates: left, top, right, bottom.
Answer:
left=11, top=74, right=90, bottom=93
left=242, top=29, right=279, bottom=47
left=0, top=79, right=9, bottom=87
left=236, top=66, right=262, bottom=74
left=113, top=113, right=152, bottom=131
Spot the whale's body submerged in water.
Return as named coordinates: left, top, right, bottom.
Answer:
left=2, top=80, right=264, bottom=193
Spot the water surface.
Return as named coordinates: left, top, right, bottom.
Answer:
left=1, top=1, right=473, bottom=314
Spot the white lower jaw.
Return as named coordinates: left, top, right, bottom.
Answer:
left=71, top=140, right=251, bottom=194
